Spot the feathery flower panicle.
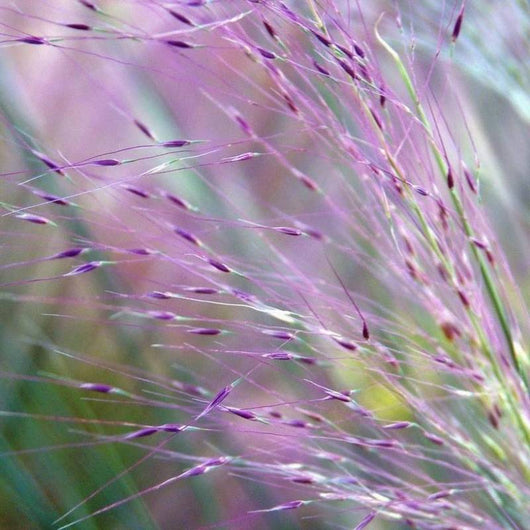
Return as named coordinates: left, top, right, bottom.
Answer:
left=0, top=1, right=529, bottom=529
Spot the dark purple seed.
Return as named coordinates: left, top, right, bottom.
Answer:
left=311, top=31, right=331, bottom=47
left=296, top=356, right=317, bottom=365
left=464, top=167, right=477, bottom=193
left=488, top=410, right=499, bottom=429
left=79, top=0, right=97, bottom=10
left=165, top=39, right=194, bottom=49
left=93, top=158, right=120, bottom=166
left=182, top=464, right=207, bottom=478
left=66, top=261, right=101, bottom=276
left=263, top=20, right=277, bottom=39
left=19, top=36, right=46, bottom=45
left=149, top=311, right=176, bottom=320
left=313, top=59, right=330, bottom=76
left=125, top=428, right=159, bottom=439
left=358, top=65, right=372, bottom=83
left=187, top=328, right=222, bottom=335
left=185, top=287, right=218, bottom=295
left=127, top=248, right=155, bottom=255
left=165, top=193, right=189, bottom=209
left=447, top=168, right=454, bottom=189
left=275, top=226, right=302, bottom=236
left=32, top=151, right=65, bottom=175
left=300, top=175, right=318, bottom=191
left=161, top=423, right=184, bottom=432
left=362, top=322, right=370, bottom=340
left=167, top=10, right=194, bottom=26
left=65, top=23, right=91, bottom=30
left=291, top=477, right=314, bottom=484
left=51, top=248, right=86, bottom=259
left=174, top=227, right=201, bottom=246
left=234, top=115, right=252, bottom=135
left=353, top=43, right=365, bottom=58
left=338, top=59, right=356, bottom=80
left=457, top=289, right=470, bottom=307
left=80, top=383, right=113, bottom=393
left=36, top=193, right=69, bottom=205
left=122, top=185, right=150, bottom=198
left=279, top=2, right=297, bottom=21
left=383, top=421, right=412, bottom=430
left=263, top=330, right=294, bottom=340
left=428, top=490, right=452, bottom=501
left=227, top=407, right=257, bottom=420
left=207, top=385, right=232, bottom=410
left=285, top=419, right=308, bottom=428
left=257, top=47, right=275, bottom=59
left=16, top=213, right=51, bottom=225
left=471, top=238, right=487, bottom=250
left=134, top=119, right=154, bottom=140
left=283, top=93, right=298, bottom=114
left=415, top=186, right=428, bottom=196
left=161, top=139, right=191, bottom=148
left=355, top=513, right=376, bottom=530
left=333, top=337, right=358, bottom=351
left=208, top=259, right=230, bottom=273
left=336, top=44, right=354, bottom=59
left=452, top=5, right=465, bottom=42
left=370, top=108, right=383, bottom=130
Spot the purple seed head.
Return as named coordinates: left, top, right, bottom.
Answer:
left=33, top=191, right=70, bottom=205
left=226, top=407, right=257, bottom=420
left=124, top=427, right=159, bottom=439
left=50, top=248, right=87, bottom=260
left=19, top=36, right=47, bottom=45
left=161, top=140, right=191, bottom=148
left=66, top=261, right=102, bottom=276
left=148, top=311, right=177, bottom=321
left=15, top=213, right=52, bottom=225
left=168, top=10, right=194, bottom=26
left=257, top=47, right=276, bottom=60
left=452, top=5, right=465, bottom=42
left=122, top=185, right=150, bottom=198
left=447, top=168, right=455, bottom=189
left=147, top=291, right=173, bottom=300
left=65, top=23, right=91, bottom=31
left=165, top=40, right=195, bottom=49
left=275, top=227, right=302, bottom=236
left=79, top=383, right=113, bottom=393
left=134, top=119, right=155, bottom=140
left=187, top=328, right=222, bottom=336
left=383, top=421, right=412, bottom=430
left=93, top=158, right=121, bottom=166
left=174, top=227, right=201, bottom=246
left=208, top=259, right=230, bottom=273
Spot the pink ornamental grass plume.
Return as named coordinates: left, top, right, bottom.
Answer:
left=0, top=1, right=529, bottom=529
